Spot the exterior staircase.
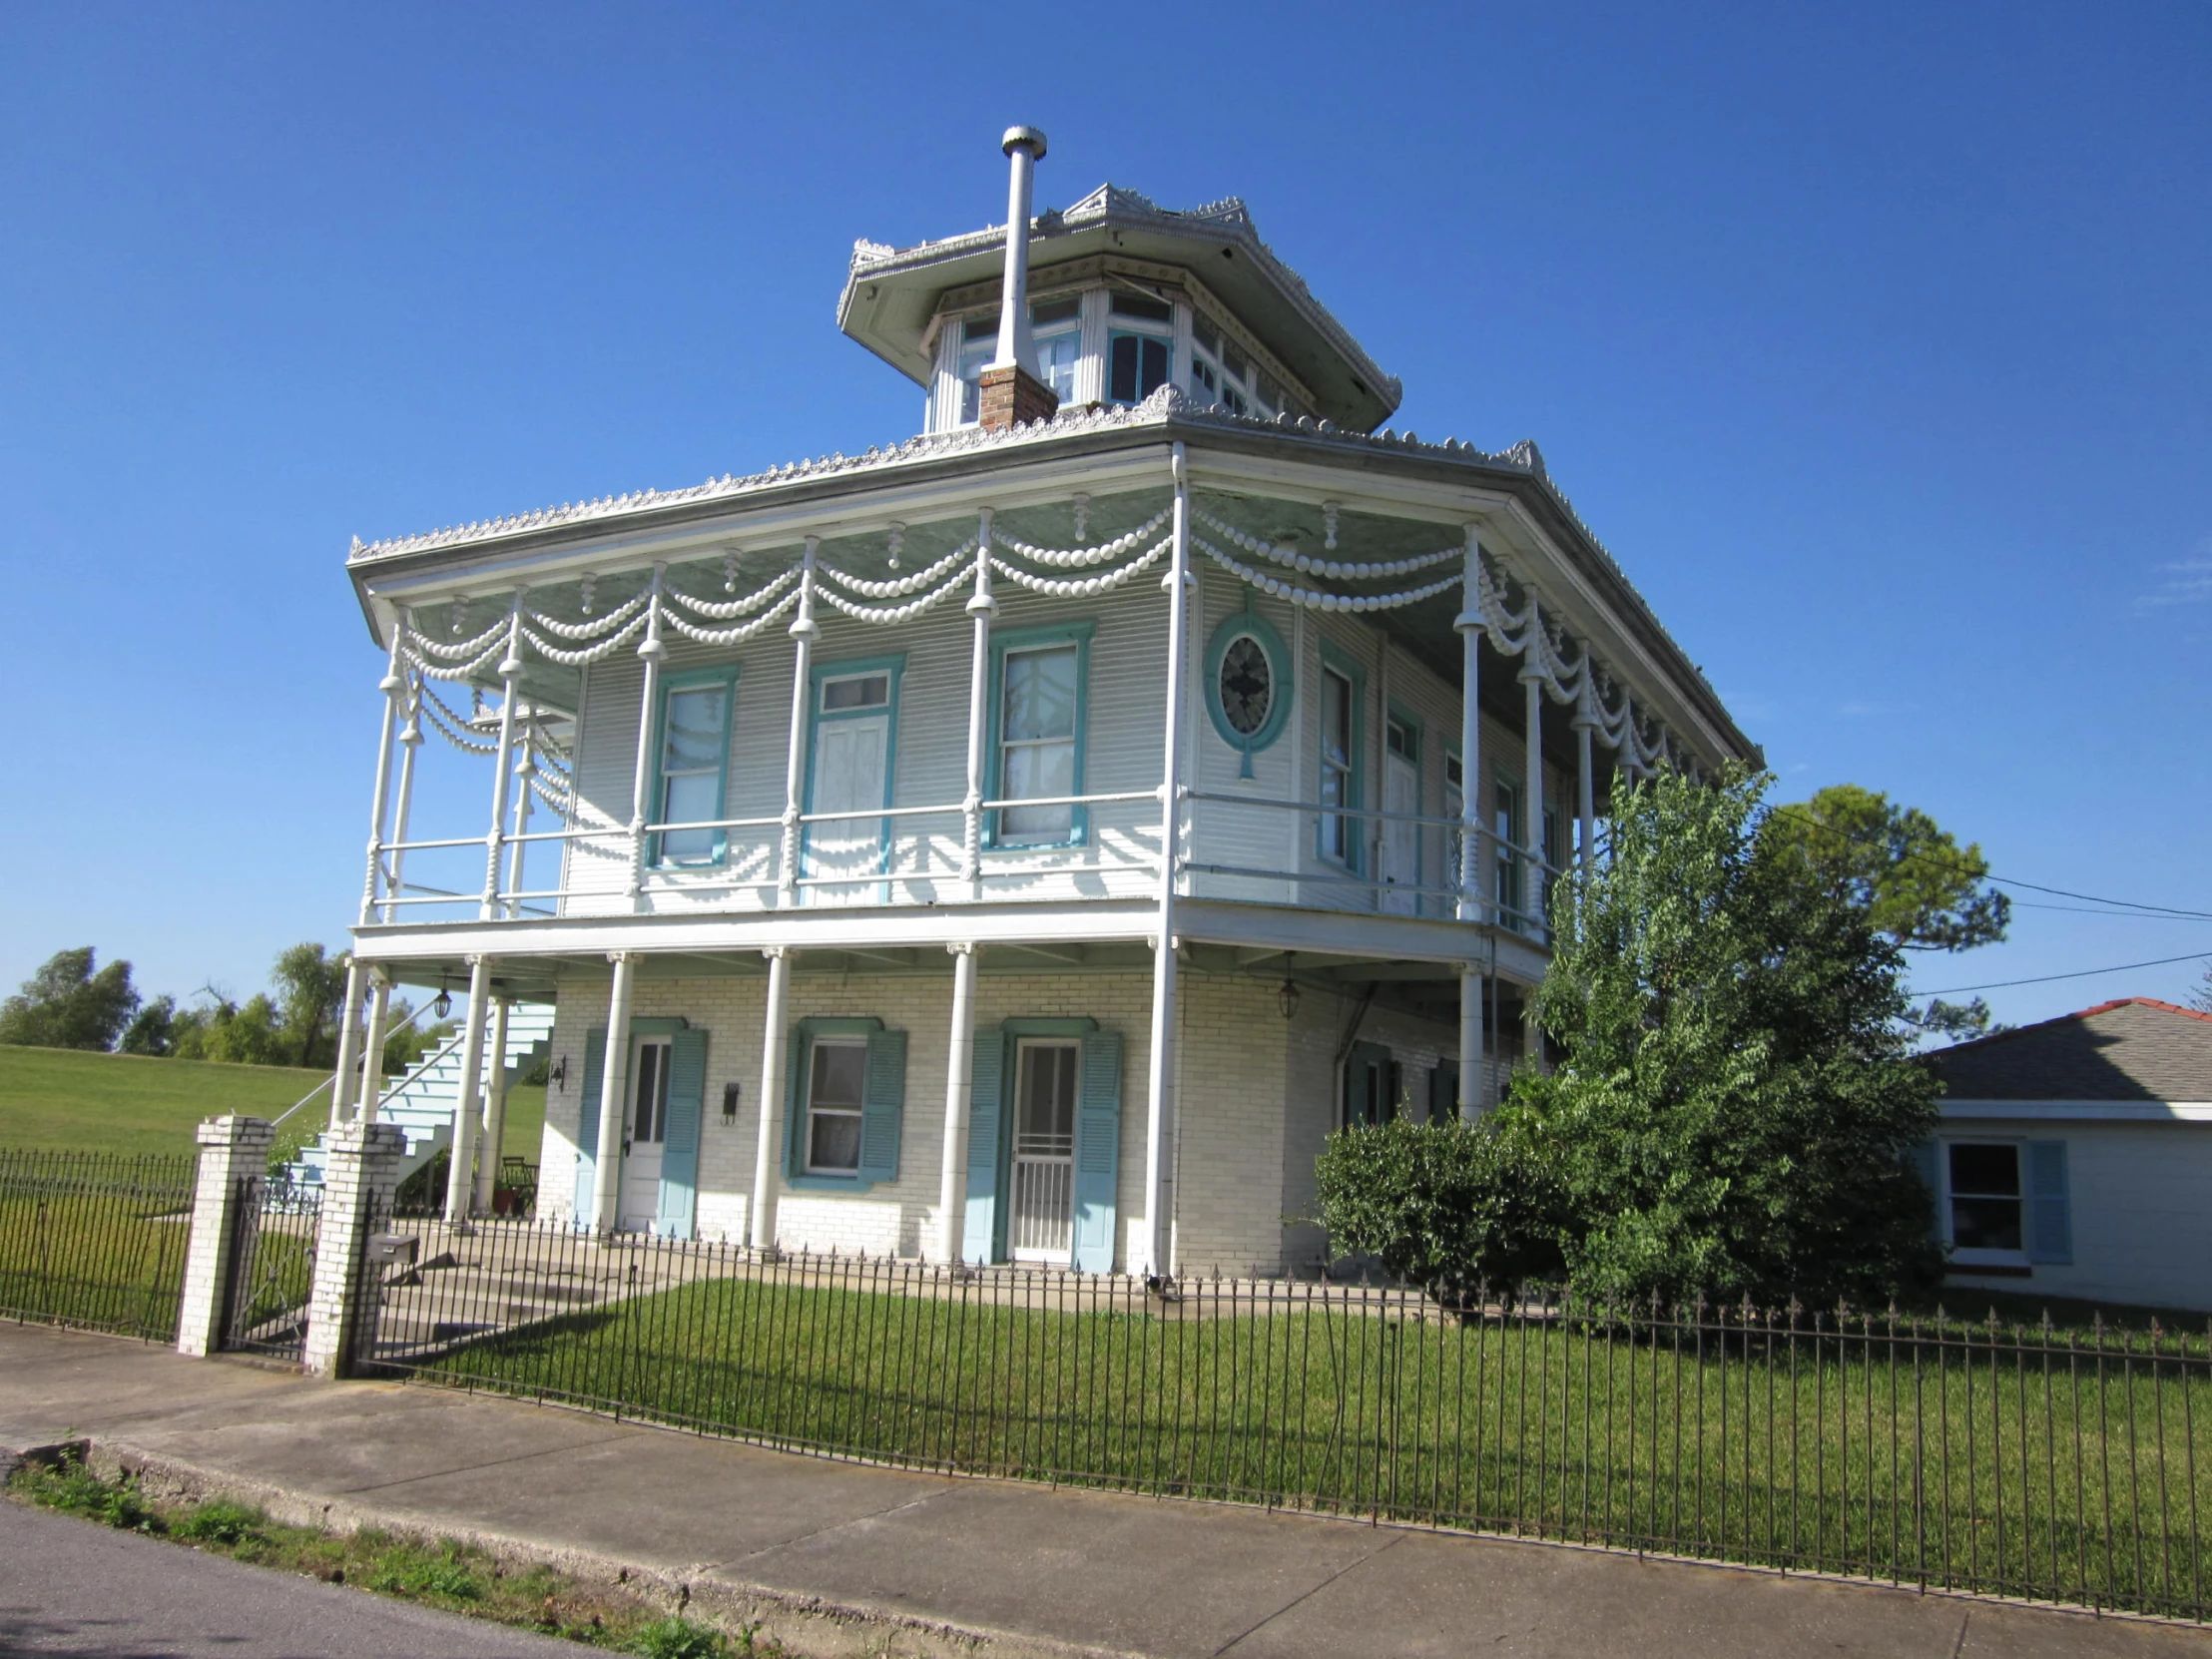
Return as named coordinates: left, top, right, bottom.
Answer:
left=286, top=1003, right=557, bottom=1195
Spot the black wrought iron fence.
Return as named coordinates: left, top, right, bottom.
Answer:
left=221, top=1174, right=320, bottom=1360
left=350, top=1215, right=2211, bottom=1623
left=0, top=1149, right=196, bottom=1341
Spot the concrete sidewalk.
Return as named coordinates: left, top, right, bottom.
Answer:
left=0, top=1324, right=2201, bottom=1659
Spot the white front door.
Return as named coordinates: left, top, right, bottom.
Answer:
left=1382, top=751, right=1420, bottom=915
left=1008, top=1039, right=1078, bottom=1264
left=617, top=1037, right=671, bottom=1232
left=805, top=673, right=892, bottom=905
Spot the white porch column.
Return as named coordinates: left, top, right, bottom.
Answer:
left=1453, top=526, right=1484, bottom=923
left=358, top=626, right=407, bottom=926
left=934, top=942, right=978, bottom=1264
left=777, top=545, right=820, bottom=906
left=473, top=996, right=513, bottom=1214
left=750, top=946, right=792, bottom=1250
left=442, top=955, right=493, bottom=1225
left=1574, top=702, right=1597, bottom=876
left=591, top=952, right=638, bottom=1235
left=1521, top=659, right=1546, bottom=943
left=626, top=570, right=667, bottom=911
left=505, top=714, right=536, bottom=919
left=383, top=677, right=422, bottom=923
left=1457, top=969, right=1484, bottom=1121
left=1141, top=441, right=1194, bottom=1280
left=329, top=955, right=365, bottom=1127
left=961, top=512, right=996, bottom=902
left=356, top=968, right=392, bottom=1124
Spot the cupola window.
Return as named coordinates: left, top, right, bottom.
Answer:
left=1031, top=295, right=1081, bottom=403
left=1190, top=315, right=1252, bottom=415
left=957, top=315, right=999, bottom=425
left=1107, top=289, right=1173, bottom=404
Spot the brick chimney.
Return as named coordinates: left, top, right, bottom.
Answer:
left=979, top=126, right=1058, bottom=432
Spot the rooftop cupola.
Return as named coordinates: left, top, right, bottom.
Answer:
left=838, top=142, right=1402, bottom=436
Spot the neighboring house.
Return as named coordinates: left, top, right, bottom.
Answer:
left=332, top=130, right=1757, bottom=1276
left=1929, top=998, right=2212, bottom=1313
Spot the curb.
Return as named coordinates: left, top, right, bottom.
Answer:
left=18, top=1435, right=1144, bottom=1659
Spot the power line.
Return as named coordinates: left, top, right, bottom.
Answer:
left=2006, top=899, right=2211, bottom=920
left=1913, top=950, right=2212, bottom=996
left=1767, top=805, right=2212, bottom=922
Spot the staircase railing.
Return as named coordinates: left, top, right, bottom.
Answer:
left=269, top=996, right=442, bottom=1131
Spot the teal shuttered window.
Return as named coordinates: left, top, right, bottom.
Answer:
left=1070, top=1031, right=1122, bottom=1275
left=784, top=1018, right=906, bottom=1191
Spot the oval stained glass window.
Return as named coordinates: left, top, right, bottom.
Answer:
left=1219, top=635, right=1273, bottom=736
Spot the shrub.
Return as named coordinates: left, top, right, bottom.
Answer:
left=628, top=1616, right=730, bottom=1659
left=1315, top=1112, right=1569, bottom=1304
left=173, top=1497, right=267, bottom=1547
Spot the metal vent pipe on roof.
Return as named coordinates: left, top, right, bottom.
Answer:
left=991, top=125, right=1047, bottom=377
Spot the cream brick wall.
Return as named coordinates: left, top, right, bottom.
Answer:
left=539, top=960, right=1462, bottom=1276
left=1938, top=1118, right=2212, bottom=1314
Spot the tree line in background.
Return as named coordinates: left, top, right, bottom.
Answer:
left=0, top=943, right=449, bottom=1076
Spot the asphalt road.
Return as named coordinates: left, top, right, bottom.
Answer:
left=0, top=1500, right=581, bottom=1658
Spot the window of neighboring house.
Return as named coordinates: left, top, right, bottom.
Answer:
left=1108, top=289, right=1174, bottom=404
left=1947, top=1142, right=2025, bottom=1256
left=1493, top=776, right=1523, bottom=928
left=805, top=1036, right=868, bottom=1174
left=996, top=641, right=1081, bottom=845
left=655, top=678, right=732, bottom=865
left=1320, top=666, right=1357, bottom=864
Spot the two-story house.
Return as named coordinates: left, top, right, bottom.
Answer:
left=330, top=128, right=1756, bottom=1277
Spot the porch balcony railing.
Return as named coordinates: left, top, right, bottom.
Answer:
left=366, top=787, right=1569, bottom=939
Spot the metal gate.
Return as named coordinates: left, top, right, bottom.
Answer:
left=221, top=1174, right=320, bottom=1361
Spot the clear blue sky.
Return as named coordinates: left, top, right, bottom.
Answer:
left=2, top=1, right=2205, bottom=1029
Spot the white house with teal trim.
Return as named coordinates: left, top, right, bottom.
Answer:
left=325, top=128, right=1757, bottom=1277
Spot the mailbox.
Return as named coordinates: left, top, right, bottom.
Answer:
left=365, top=1233, right=419, bottom=1267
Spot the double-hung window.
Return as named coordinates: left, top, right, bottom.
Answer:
left=956, top=315, right=998, bottom=426
left=1946, top=1142, right=2023, bottom=1256
left=654, top=675, right=733, bottom=865
left=1108, top=290, right=1173, bottom=404
left=1493, top=777, right=1523, bottom=927
left=805, top=1037, right=867, bottom=1174
left=1319, top=666, right=1357, bottom=864
left=994, top=636, right=1084, bottom=846
left=1190, top=314, right=1255, bottom=414
left=1031, top=295, right=1081, bottom=403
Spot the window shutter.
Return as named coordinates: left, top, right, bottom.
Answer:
left=1906, top=1140, right=1941, bottom=1240
left=1071, top=1030, right=1123, bottom=1274
left=782, top=1026, right=805, bottom=1178
left=1428, top=1064, right=1456, bottom=1123
left=2027, top=1140, right=2072, bottom=1265
left=857, top=1028, right=906, bottom=1186
left=1348, top=1040, right=1391, bottom=1127
left=656, top=1028, right=707, bottom=1239
left=571, top=1027, right=608, bottom=1227
left=962, top=1028, right=1004, bottom=1264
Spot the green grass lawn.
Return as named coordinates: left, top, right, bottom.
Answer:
left=418, top=1270, right=2212, bottom=1620
left=0, top=1046, right=546, bottom=1171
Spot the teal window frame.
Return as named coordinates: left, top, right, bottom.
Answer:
left=1203, top=602, right=1295, bottom=777
left=784, top=1015, right=888, bottom=1191
left=649, top=667, right=738, bottom=868
left=802, top=652, right=906, bottom=888
left=984, top=622, right=1093, bottom=851
left=975, top=1016, right=1100, bottom=1262
left=1316, top=642, right=1368, bottom=872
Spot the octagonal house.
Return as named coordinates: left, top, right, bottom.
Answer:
left=333, top=129, right=1756, bottom=1278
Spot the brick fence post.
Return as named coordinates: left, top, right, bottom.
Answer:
left=301, top=1121, right=405, bottom=1379
left=177, top=1116, right=275, bottom=1358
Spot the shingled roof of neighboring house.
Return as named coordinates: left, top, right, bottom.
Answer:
left=1934, top=998, right=2212, bottom=1103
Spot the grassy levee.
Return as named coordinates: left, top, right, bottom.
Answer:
left=0, top=1046, right=547, bottom=1171
left=417, top=1273, right=2212, bottom=1620
left=0, top=1153, right=196, bottom=1340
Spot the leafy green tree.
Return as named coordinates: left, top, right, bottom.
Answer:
left=270, top=942, right=349, bottom=1068
left=120, top=994, right=180, bottom=1055
left=1765, top=784, right=2010, bottom=1038
left=0, top=948, right=140, bottom=1051
left=1516, top=767, right=1944, bottom=1307
left=171, top=992, right=290, bottom=1066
